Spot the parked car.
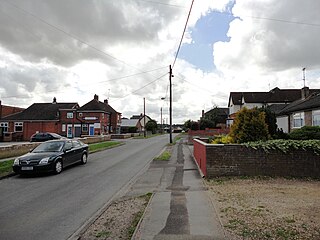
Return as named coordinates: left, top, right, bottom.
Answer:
left=13, top=139, right=88, bottom=175
left=30, top=132, right=64, bottom=142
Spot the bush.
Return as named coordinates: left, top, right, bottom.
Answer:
left=230, top=107, right=269, bottom=143
left=289, top=126, right=320, bottom=140
left=211, top=135, right=233, bottom=144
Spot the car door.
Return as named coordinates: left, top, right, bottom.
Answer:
left=63, top=140, right=76, bottom=166
left=71, top=140, right=83, bottom=163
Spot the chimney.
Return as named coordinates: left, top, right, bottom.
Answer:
left=104, top=99, right=108, bottom=105
left=301, top=87, right=310, bottom=99
left=94, top=94, right=99, bottom=101
left=202, top=110, right=205, bottom=118
left=53, top=97, right=57, bottom=104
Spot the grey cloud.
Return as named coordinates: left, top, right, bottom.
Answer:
left=0, top=0, right=180, bottom=67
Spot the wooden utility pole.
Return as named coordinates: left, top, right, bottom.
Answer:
left=144, top=97, right=146, bottom=138
left=169, top=65, right=173, bottom=143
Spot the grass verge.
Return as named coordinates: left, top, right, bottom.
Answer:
left=154, top=151, right=171, bottom=161
left=81, top=193, right=152, bottom=240
left=0, top=159, right=14, bottom=178
left=88, top=141, right=122, bottom=153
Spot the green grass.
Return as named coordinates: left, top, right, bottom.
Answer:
left=0, top=160, right=14, bottom=178
left=88, top=141, right=122, bottom=153
left=154, top=151, right=171, bottom=161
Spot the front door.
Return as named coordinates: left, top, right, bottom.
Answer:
left=74, top=124, right=81, bottom=137
left=89, top=124, right=94, bottom=136
left=67, top=124, right=73, bottom=138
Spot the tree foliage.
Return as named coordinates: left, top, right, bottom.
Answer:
left=145, top=120, right=158, bottom=134
left=184, top=120, right=199, bottom=131
left=258, top=106, right=277, bottom=137
left=230, top=107, right=269, bottom=143
left=199, top=119, right=215, bottom=130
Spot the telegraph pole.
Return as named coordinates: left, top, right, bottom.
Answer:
left=160, top=107, right=163, bottom=134
left=302, top=67, right=306, bottom=87
left=169, top=65, right=173, bottom=143
left=144, top=97, right=146, bottom=138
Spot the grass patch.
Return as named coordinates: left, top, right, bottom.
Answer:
left=154, top=151, right=171, bottom=161
left=88, top=141, right=122, bottom=153
left=0, top=159, right=14, bottom=178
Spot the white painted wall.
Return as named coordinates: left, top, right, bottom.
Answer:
left=276, top=116, right=289, bottom=133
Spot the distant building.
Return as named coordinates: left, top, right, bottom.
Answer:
left=227, top=87, right=320, bottom=128
left=120, top=114, right=152, bottom=133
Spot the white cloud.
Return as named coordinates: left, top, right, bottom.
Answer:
left=1, top=0, right=320, bottom=125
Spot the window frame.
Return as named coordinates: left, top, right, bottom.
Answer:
left=14, top=122, right=23, bottom=132
left=312, top=110, right=320, bottom=126
left=293, top=112, right=305, bottom=128
left=67, top=112, right=74, bottom=119
left=0, top=122, right=9, bottom=132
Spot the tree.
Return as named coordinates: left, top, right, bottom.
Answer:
left=145, top=120, right=158, bottom=134
left=258, top=106, right=277, bottom=137
left=199, top=119, right=215, bottom=130
left=184, top=120, right=200, bottom=131
left=230, top=107, right=269, bottom=143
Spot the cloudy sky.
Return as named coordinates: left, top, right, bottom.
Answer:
left=0, top=0, right=320, bottom=124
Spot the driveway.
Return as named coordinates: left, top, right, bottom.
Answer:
left=0, top=135, right=169, bottom=240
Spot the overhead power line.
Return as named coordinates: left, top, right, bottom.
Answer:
left=110, top=72, right=168, bottom=102
left=172, top=0, right=194, bottom=69
left=1, top=0, right=160, bottom=76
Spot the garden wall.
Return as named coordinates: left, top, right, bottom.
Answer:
left=193, top=139, right=320, bottom=178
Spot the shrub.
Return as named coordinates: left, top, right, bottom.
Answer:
left=211, top=135, right=233, bottom=144
left=230, top=107, right=269, bottom=143
left=289, top=126, right=320, bottom=140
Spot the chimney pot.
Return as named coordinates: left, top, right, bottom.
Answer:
left=53, top=97, right=57, bottom=104
left=94, top=94, right=99, bottom=101
left=104, top=99, right=108, bottom=105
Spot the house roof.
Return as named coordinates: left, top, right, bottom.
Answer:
left=278, top=93, right=320, bottom=115
left=205, top=107, right=229, bottom=116
left=78, top=99, right=109, bottom=112
left=121, top=119, right=139, bottom=127
left=1, top=102, right=78, bottom=121
left=228, top=87, right=320, bottom=107
left=78, top=98, right=121, bottom=114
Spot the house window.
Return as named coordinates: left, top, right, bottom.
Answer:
left=293, top=112, right=305, bottom=128
left=62, top=124, right=66, bottom=132
left=67, top=112, right=74, bottom=119
left=0, top=122, right=9, bottom=132
left=82, top=124, right=88, bottom=132
left=312, top=110, right=320, bottom=126
left=14, top=122, right=23, bottom=132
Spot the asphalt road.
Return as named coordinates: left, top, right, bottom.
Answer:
left=0, top=135, right=169, bottom=240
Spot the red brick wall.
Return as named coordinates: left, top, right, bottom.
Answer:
left=193, top=139, right=320, bottom=178
left=193, top=139, right=207, bottom=176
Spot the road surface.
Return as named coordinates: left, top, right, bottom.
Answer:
left=0, top=135, right=169, bottom=240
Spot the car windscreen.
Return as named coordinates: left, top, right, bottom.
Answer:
left=32, top=141, right=64, bottom=153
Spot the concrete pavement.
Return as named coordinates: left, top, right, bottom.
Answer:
left=128, top=139, right=226, bottom=240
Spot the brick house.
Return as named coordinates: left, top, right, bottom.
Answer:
left=0, top=98, right=79, bottom=141
left=77, top=94, right=121, bottom=135
left=227, top=87, right=320, bottom=127
left=0, top=101, right=25, bottom=141
left=120, top=114, right=152, bottom=133
left=275, top=92, right=320, bottom=132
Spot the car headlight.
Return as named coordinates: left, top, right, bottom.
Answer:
left=13, top=158, right=20, bottom=166
left=39, top=157, right=50, bottom=165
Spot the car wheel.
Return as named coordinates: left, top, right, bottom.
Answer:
left=81, top=154, right=87, bottom=165
left=54, top=160, right=63, bottom=174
